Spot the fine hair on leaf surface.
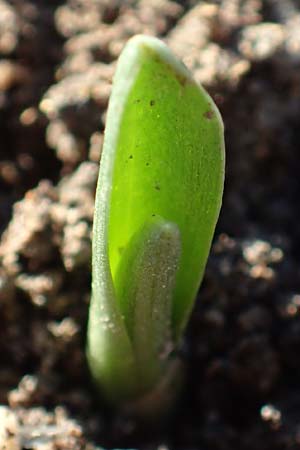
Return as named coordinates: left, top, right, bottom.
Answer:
left=87, top=34, right=225, bottom=414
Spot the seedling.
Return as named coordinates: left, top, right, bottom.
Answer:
left=87, top=35, right=225, bottom=416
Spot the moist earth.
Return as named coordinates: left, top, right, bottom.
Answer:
left=0, top=0, right=300, bottom=449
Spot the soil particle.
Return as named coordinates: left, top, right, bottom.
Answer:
left=52, top=161, right=98, bottom=270
left=168, top=3, right=251, bottom=87
left=238, top=23, right=285, bottom=60
left=0, top=1, right=18, bottom=54
left=0, top=181, right=57, bottom=276
left=0, top=407, right=21, bottom=449
left=11, top=406, right=84, bottom=450
left=0, top=61, right=29, bottom=92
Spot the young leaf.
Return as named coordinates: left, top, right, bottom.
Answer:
left=87, top=35, right=225, bottom=408
left=115, top=217, right=181, bottom=392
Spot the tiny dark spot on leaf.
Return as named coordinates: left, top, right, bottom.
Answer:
left=204, top=110, right=214, bottom=120
left=152, top=214, right=156, bottom=217
left=170, top=67, right=189, bottom=86
left=150, top=100, right=155, bottom=106
left=155, top=185, right=160, bottom=191
left=146, top=162, right=150, bottom=166
left=129, top=155, right=133, bottom=159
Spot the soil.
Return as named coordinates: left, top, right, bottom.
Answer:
left=0, top=0, right=300, bottom=449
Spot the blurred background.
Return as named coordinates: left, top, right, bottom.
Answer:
left=0, top=1, right=300, bottom=449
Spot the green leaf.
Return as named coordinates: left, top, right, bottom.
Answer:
left=115, top=217, right=181, bottom=392
left=87, top=35, right=225, bottom=407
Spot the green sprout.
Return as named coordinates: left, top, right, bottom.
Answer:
left=87, top=35, right=225, bottom=416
